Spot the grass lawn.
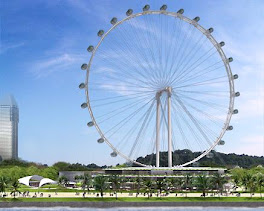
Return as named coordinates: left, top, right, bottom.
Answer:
left=1, top=197, right=264, bottom=202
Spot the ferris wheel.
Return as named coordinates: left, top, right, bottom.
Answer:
left=79, top=5, right=239, bottom=167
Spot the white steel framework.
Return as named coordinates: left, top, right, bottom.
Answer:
left=80, top=6, right=238, bottom=168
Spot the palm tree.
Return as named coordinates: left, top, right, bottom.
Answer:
left=10, top=180, right=20, bottom=199
left=94, top=175, right=108, bottom=198
left=211, top=173, right=227, bottom=196
left=135, top=176, right=142, bottom=196
left=255, top=173, right=264, bottom=198
left=241, top=172, right=251, bottom=191
left=82, top=174, right=92, bottom=194
left=143, top=178, right=153, bottom=199
left=184, top=174, right=192, bottom=197
left=109, top=175, right=121, bottom=199
left=248, top=174, right=257, bottom=197
left=196, top=175, right=209, bottom=197
left=58, top=176, right=68, bottom=187
left=156, top=178, right=165, bottom=197
left=231, top=172, right=240, bottom=190
left=0, top=176, right=8, bottom=195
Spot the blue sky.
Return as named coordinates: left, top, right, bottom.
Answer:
left=0, top=0, right=263, bottom=166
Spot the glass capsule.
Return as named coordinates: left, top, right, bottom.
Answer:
left=193, top=16, right=200, bottom=22
left=233, top=74, right=239, bottom=79
left=160, top=5, right=167, bottom=11
left=81, top=103, right=88, bottom=109
left=235, top=92, right=240, bottom=97
left=79, top=83, right=86, bottom=89
left=97, top=30, right=104, bottom=37
left=110, top=17, right=117, bottom=25
left=111, top=151, right=117, bottom=157
left=87, top=121, right=94, bottom=127
left=87, top=45, right=94, bottom=52
left=208, top=28, right=214, bottom=33
left=81, top=64, right=87, bottom=70
left=233, top=109, right=238, bottom=114
left=97, top=138, right=104, bottom=143
left=126, top=9, right=133, bottom=16
left=143, top=5, right=150, bottom=11
left=177, top=9, right=184, bottom=14
left=219, top=41, right=225, bottom=47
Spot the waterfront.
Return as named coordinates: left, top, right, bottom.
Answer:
left=1, top=207, right=264, bottom=211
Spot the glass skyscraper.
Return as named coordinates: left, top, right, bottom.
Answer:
left=0, top=95, right=19, bottom=161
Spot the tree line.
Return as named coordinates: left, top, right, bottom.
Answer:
left=135, top=149, right=264, bottom=168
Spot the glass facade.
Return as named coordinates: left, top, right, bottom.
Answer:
left=0, top=96, right=19, bottom=160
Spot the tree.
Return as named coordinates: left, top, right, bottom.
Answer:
left=248, top=174, right=257, bottom=197
left=195, top=175, right=209, bottom=197
left=0, top=176, right=8, bottom=194
left=156, top=178, right=165, bottom=197
left=134, top=176, right=142, bottom=196
left=94, top=175, right=108, bottom=198
left=10, top=180, right=20, bottom=199
left=211, top=173, right=227, bottom=196
left=255, top=173, right=264, bottom=198
left=143, top=178, right=153, bottom=199
left=58, top=176, right=68, bottom=187
left=109, top=175, right=121, bottom=199
left=183, top=174, right=193, bottom=197
left=241, top=172, right=251, bottom=191
left=53, top=162, right=70, bottom=171
left=41, top=167, right=58, bottom=180
left=82, top=174, right=92, bottom=194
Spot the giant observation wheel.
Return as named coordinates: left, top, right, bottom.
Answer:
left=79, top=5, right=239, bottom=167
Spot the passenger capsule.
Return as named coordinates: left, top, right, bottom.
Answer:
left=97, top=30, right=104, bottom=37
left=110, top=151, right=117, bottom=157
left=79, top=83, right=86, bottom=89
left=177, top=9, right=184, bottom=14
left=160, top=5, right=167, bottom=11
left=218, top=140, right=225, bottom=145
left=228, top=57, right=233, bottom=62
left=235, top=92, right=240, bottom=97
left=143, top=4, right=150, bottom=11
left=110, top=17, right=117, bottom=25
left=233, top=74, right=239, bottom=79
left=97, top=138, right=104, bottom=143
left=126, top=9, right=133, bottom=16
left=81, top=103, right=88, bottom=109
left=219, top=41, right=225, bottom=47
left=208, top=28, right=214, bottom=33
left=227, top=126, right=233, bottom=130
left=193, top=16, right=200, bottom=22
left=81, top=63, right=88, bottom=70
left=233, top=109, right=238, bottom=114
left=206, top=152, right=214, bottom=158
left=87, top=45, right=94, bottom=52
left=87, top=121, right=94, bottom=127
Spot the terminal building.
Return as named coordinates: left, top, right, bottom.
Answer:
left=0, top=95, right=19, bottom=161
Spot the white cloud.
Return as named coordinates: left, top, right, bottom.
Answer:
left=30, top=53, right=86, bottom=78
left=0, top=42, right=25, bottom=54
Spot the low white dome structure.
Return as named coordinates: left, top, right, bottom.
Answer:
left=18, top=175, right=57, bottom=188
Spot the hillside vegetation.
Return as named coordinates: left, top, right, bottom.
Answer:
left=135, top=150, right=264, bottom=168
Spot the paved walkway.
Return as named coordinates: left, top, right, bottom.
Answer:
left=3, top=192, right=263, bottom=198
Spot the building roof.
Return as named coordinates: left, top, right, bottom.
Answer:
left=18, top=175, right=57, bottom=187
left=0, top=95, right=18, bottom=107
left=105, top=167, right=227, bottom=171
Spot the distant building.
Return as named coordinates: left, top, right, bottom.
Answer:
left=0, top=95, right=19, bottom=160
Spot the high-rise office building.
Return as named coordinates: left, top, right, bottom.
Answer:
left=0, top=95, right=19, bottom=161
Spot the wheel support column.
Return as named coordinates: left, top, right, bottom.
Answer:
left=167, top=87, right=172, bottom=168
left=156, top=93, right=160, bottom=168
left=155, top=87, right=172, bottom=168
